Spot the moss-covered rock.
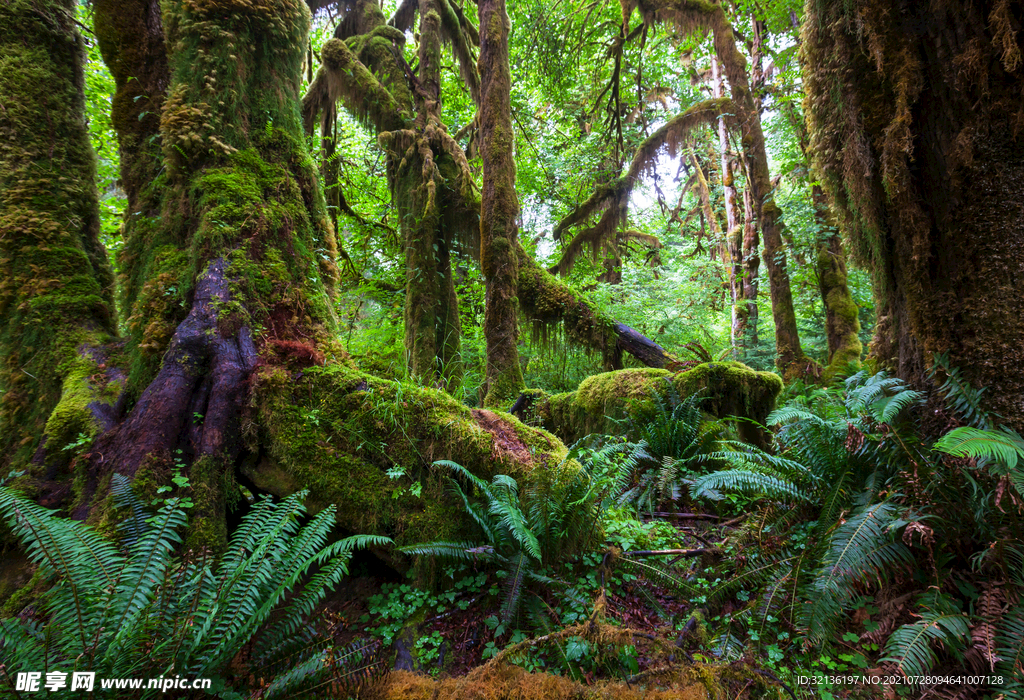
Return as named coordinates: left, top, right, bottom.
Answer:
left=538, top=362, right=783, bottom=446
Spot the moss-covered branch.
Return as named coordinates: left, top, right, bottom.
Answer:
left=549, top=97, right=731, bottom=278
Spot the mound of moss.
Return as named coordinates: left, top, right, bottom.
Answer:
left=243, top=363, right=571, bottom=559
left=538, top=362, right=783, bottom=446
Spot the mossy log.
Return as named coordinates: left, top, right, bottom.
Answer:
left=244, top=362, right=568, bottom=554
left=526, top=362, right=783, bottom=447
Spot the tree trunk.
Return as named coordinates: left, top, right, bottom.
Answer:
left=813, top=186, right=862, bottom=381
left=46, top=0, right=569, bottom=554
left=782, top=99, right=862, bottom=381
left=0, top=0, right=118, bottom=475
left=804, top=0, right=1024, bottom=428
left=711, top=54, right=752, bottom=357
left=93, top=0, right=172, bottom=398
left=478, top=0, right=526, bottom=408
left=307, top=1, right=679, bottom=372
left=631, top=0, right=808, bottom=376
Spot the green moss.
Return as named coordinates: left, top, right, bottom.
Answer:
left=0, top=564, right=44, bottom=618
left=540, top=363, right=782, bottom=445
left=186, top=454, right=230, bottom=553
left=0, top=0, right=116, bottom=467
left=246, top=364, right=572, bottom=563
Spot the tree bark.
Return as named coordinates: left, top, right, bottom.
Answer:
left=812, top=186, right=862, bottom=380
left=804, top=0, right=1024, bottom=428
left=711, top=54, right=752, bottom=358
left=0, top=0, right=118, bottom=473
left=782, top=100, right=862, bottom=381
left=478, top=0, right=526, bottom=407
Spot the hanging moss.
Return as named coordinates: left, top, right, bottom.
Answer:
left=537, top=362, right=782, bottom=445
left=803, top=0, right=1024, bottom=428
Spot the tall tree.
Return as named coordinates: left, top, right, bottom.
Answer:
left=711, top=54, right=757, bottom=356
left=6, top=0, right=568, bottom=551
left=627, top=0, right=811, bottom=376
left=804, top=0, right=1024, bottom=428
left=305, top=0, right=680, bottom=371
left=0, top=0, right=117, bottom=472
left=478, top=0, right=526, bottom=407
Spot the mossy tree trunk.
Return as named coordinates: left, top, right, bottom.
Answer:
left=0, top=0, right=118, bottom=477
left=0, top=0, right=573, bottom=555
left=306, top=0, right=681, bottom=372
left=628, top=0, right=810, bottom=377
left=478, top=0, right=526, bottom=408
left=783, top=101, right=862, bottom=380
left=93, top=0, right=172, bottom=396
left=711, top=54, right=756, bottom=358
left=812, top=187, right=862, bottom=381
left=804, top=0, right=1024, bottom=428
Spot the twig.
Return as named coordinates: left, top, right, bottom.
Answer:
left=623, top=548, right=721, bottom=558
left=719, top=514, right=747, bottom=528
left=648, top=512, right=722, bottom=520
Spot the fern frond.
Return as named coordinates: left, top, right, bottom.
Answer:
left=398, top=541, right=497, bottom=564
left=691, top=470, right=808, bottom=503
left=619, top=556, right=697, bottom=597
left=995, top=604, right=1024, bottom=699
left=934, top=426, right=1024, bottom=470
left=500, top=551, right=532, bottom=624
left=706, top=552, right=800, bottom=606
left=803, top=502, right=913, bottom=643
left=881, top=601, right=970, bottom=679
left=110, top=473, right=150, bottom=549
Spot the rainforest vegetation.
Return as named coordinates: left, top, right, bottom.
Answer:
left=1, top=0, right=1022, bottom=697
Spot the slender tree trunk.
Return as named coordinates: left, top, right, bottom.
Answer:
left=632, top=0, right=808, bottom=375
left=0, top=0, right=118, bottom=474
left=782, top=100, right=862, bottom=380
left=739, top=13, right=804, bottom=376
left=93, top=0, right=171, bottom=397
left=712, top=54, right=750, bottom=357
left=813, top=185, right=862, bottom=379
left=478, top=0, right=525, bottom=407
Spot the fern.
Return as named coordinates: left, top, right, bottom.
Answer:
left=0, top=486, right=382, bottom=697
left=802, top=502, right=913, bottom=643
left=934, top=426, right=1024, bottom=470
left=996, top=604, right=1024, bottom=699
left=691, top=469, right=808, bottom=503
left=930, top=352, right=995, bottom=429
left=881, top=593, right=971, bottom=680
